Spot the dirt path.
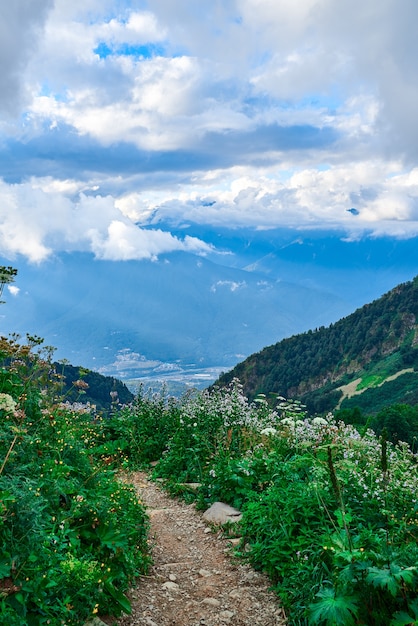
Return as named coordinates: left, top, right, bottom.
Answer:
left=115, top=472, right=287, bottom=626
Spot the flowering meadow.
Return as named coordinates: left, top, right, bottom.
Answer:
left=109, top=379, right=418, bottom=625
left=0, top=336, right=150, bottom=626
left=1, top=332, right=417, bottom=626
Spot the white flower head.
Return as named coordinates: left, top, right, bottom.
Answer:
left=0, top=393, right=17, bottom=414
left=312, top=417, right=328, bottom=426
left=261, top=427, right=277, bottom=436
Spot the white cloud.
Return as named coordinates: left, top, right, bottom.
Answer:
left=126, top=160, right=418, bottom=236
left=1, top=0, right=418, bottom=249
left=88, top=219, right=212, bottom=260
left=0, top=179, right=212, bottom=262
left=7, top=285, right=19, bottom=296
left=211, top=280, right=247, bottom=293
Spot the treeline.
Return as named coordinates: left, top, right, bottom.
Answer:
left=336, top=402, right=418, bottom=450
left=216, top=276, right=418, bottom=407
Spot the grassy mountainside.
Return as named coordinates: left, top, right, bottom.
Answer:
left=215, top=276, right=418, bottom=414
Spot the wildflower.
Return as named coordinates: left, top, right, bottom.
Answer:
left=261, top=427, right=277, bottom=436
left=74, top=379, right=89, bottom=390
left=0, top=393, right=17, bottom=414
left=281, top=417, right=296, bottom=426
left=312, top=417, right=327, bottom=426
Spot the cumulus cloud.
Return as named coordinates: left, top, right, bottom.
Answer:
left=0, top=179, right=212, bottom=262
left=88, top=218, right=212, bottom=260
left=7, top=285, right=20, bottom=296
left=123, top=160, right=418, bottom=237
left=0, top=0, right=418, bottom=252
left=0, top=0, right=53, bottom=115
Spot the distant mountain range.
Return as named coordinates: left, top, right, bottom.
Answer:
left=215, top=275, right=418, bottom=415
left=1, top=226, right=417, bottom=388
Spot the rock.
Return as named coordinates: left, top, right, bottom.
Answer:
left=226, top=537, right=241, bottom=546
left=84, top=619, right=108, bottom=626
left=179, top=482, right=202, bottom=491
left=169, top=573, right=177, bottom=582
left=198, top=569, right=212, bottom=578
left=219, top=609, right=235, bottom=621
left=162, top=581, right=180, bottom=591
left=202, top=597, right=221, bottom=607
left=202, top=502, right=242, bottom=525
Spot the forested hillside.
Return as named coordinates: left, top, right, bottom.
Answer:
left=215, top=276, right=418, bottom=414
left=54, top=361, right=134, bottom=414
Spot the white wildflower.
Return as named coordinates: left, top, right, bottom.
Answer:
left=281, top=417, right=295, bottom=426
left=0, top=393, right=17, bottom=414
left=261, top=427, right=277, bottom=436
left=312, top=417, right=328, bottom=426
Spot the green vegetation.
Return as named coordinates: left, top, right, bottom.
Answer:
left=54, top=361, right=134, bottom=415
left=341, top=371, right=418, bottom=415
left=0, top=266, right=18, bottom=303
left=2, top=266, right=418, bottom=625
left=0, top=334, right=150, bottom=625
left=105, top=380, right=418, bottom=625
left=215, top=276, right=418, bottom=412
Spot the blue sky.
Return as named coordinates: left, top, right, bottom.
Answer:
left=1, top=0, right=418, bottom=264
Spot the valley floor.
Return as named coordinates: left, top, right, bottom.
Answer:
left=110, top=472, right=287, bottom=626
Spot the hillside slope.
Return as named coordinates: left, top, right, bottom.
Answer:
left=215, top=276, right=418, bottom=414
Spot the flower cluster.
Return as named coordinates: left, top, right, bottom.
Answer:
left=0, top=392, right=17, bottom=414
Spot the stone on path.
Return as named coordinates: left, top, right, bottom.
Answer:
left=202, top=501, right=242, bottom=525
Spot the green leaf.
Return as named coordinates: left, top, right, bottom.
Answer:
left=309, top=586, right=359, bottom=626
left=96, top=524, right=127, bottom=549
left=104, top=581, right=132, bottom=615
left=391, top=611, right=418, bottom=626
left=366, top=565, right=398, bottom=596
left=391, top=600, right=418, bottom=625
left=366, top=565, right=417, bottom=597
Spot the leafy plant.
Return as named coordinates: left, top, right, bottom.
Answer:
left=308, top=586, right=359, bottom=626
left=0, top=335, right=151, bottom=625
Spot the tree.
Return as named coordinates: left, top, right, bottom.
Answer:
left=372, top=404, right=418, bottom=447
left=0, top=266, right=17, bottom=303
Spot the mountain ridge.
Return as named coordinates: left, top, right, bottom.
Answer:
left=214, top=276, right=418, bottom=414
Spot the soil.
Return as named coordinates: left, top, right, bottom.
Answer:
left=335, top=367, right=414, bottom=408
left=111, top=472, right=287, bottom=626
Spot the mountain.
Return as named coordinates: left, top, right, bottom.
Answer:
left=214, top=276, right=418, bottom=414
left=53, top=362, right=134, bottom=414
left=1, top=227, right=417, bottom=387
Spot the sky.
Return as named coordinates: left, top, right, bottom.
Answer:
left=1, top=0, right=418, bottom=264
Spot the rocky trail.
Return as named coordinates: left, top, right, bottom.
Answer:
left=106, top=472, right=287, bottom=626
